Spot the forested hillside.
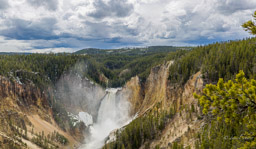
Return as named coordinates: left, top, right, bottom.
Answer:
left=169, top=38, right=256, bottom=85
left=73, top=46, right=188, bottom=87
left=0, top=46, right=187, bottom=88
left=0, top=54, right=88, bottom=87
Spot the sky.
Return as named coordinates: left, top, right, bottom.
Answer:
left=0, top=0, right=255, bottom=53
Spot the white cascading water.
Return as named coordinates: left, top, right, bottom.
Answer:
left=79, top=88, right=131, bottom=149
left=78, top=112, right=93, bottom=127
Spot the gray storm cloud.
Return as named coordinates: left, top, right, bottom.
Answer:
left=27, top=0, right=59, bottom=11
left=89, top=0, right=134, bottom=19
left=0, top=0, right=9, bottom=9
left=1, top=18, right=58, bottom=40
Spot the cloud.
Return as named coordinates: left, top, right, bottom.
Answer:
left=0, top=36, right=32, bottom=52
left=83, top=20, right=138, bottom=39
left=1, top=17, right=58, bottom=40
left=0, top=0, right=9, bottom=9
left=89, top=0, right=134, bottom=19
left=27, top=0, right=58, bottom=11
left=216, top=0, right=256, bottom=15
left=0, top=0, right=255, bottom=52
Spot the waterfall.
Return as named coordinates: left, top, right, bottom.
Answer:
left=80, top=88, right=131, bottom=149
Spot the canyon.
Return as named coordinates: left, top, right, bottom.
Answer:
left=0, top=60, right=204, bottom=149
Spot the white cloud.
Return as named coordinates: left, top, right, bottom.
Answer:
left=0, top=0, right=255, bottom=52
left=24, top=47, right=76, bottom=53
left=0, top=36, right=32, bottom=52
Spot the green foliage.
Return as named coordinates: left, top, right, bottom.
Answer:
left=90, top=49, right=187, bottom=87
left=0, top=139, right=21, bottom=149
left=55, top=131, right=69, bottom=145
left=0, top=48, right=186, bottom=89
left=31, top=130, right=68, bottom=149
left=172, top=142, right=184, bottom=149
left=242, top=10, right=256, bottom=35
left=0, top=53, right=89, bottom=88
left=169, top=38, right=256, bottom=85
left=103, top=105, right=176, bottom=149
left=194, top=71, right=256, bottom=149
left=73, top=46, right=189, bottom=87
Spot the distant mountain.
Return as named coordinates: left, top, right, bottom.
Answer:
left=0, top=52, right=32, bottom=55
left=74, top=46, right=191, bottom=55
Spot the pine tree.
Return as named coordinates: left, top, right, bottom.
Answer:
left=194, top=70, right=256, bottom=148
left=242, top=11, right=256, bottom=35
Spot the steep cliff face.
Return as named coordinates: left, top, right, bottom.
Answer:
left=0, top=76, right=80, bottom=149
left=131, top=62, right=204, bottom=149
left=0, top=76, right=51, bottom=121
left=139, top=61, right=173, bottom=114
left=112, top=61, right=174, bottom=117
left=117, top=76, right=143, bottom=115
left=146, top=72, right=204, bottom=149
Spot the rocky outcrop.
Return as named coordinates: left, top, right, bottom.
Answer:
left=0, top=76, right=50, bottom=117
left=114, top=61, right=173, bottom=117
left=0, top=76, right=81, bottom=149
left=139, top=61, right=173, bottom=114
left=147, top=72, right=204, bottom=149
left=117, top=76, right=143, bottom=115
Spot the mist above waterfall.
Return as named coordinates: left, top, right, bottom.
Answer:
left=55, top=61, right=133, bottom=149
left=55, top=61, right=106, bottom=119
left=80, top=88, right=132, bottom=149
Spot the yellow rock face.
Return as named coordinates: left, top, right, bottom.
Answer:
left=139, top=61, right=173, bottom=115
left=119, top=76, right=143, bottom=115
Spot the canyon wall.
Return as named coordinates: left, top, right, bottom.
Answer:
left=0, top=76, right=80, bottom=149
left=111, top=62, right=205, bottom=149
left=147, top=72, right=204, bottom=149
